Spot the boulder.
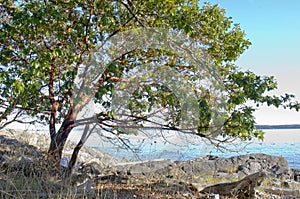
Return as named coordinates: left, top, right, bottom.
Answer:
left=232, top=153, right=291, bottom=178
left=176, top=155, right=217, bottom=177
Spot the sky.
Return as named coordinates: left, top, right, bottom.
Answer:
left=205, top=0, right=300, bottom=124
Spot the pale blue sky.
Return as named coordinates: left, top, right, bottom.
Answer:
left=205, top=0, right=300, bottom=124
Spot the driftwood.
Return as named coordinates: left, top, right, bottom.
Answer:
left=262, top=186, right=300, bottom=197
left=200, top=171, right=267, bottom=198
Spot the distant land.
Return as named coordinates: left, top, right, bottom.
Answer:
left=256, top=124, right=300, bottom=130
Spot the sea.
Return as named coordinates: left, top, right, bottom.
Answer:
left=70, top=128, right=300, bottom=169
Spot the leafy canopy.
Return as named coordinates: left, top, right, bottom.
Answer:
left=0, top=0, right=299, bottom=142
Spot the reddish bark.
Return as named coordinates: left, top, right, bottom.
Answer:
left=48, top=108, right=77, bottom=166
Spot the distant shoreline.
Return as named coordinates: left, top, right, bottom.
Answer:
left=256, top=124, right=300, bottom=130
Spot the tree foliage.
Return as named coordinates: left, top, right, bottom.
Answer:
left=0, top=0, right=299, bottom=168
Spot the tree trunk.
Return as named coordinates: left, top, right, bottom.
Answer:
left=68, top=124, right=92, bottom=174
left=48, top=109, right=77, bottom=166
left=68, top=140, right=84, bottom=173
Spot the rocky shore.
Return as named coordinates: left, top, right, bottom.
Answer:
left=0, top=130, right=300, bottom=198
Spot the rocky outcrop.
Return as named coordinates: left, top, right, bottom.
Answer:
left=0, top=130, right=129, bottom=170
left=1, top=130, right=299, bottom=198
left=105, top=154, right=295, bottom=198
left=0, top=130, right=292, bottom=179
left=109, top=153, right=291, bottom=182
left=177, top=153, right=291, bottom=180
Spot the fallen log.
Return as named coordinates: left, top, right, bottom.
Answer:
left=262, top=186, right=300, bottom=197
left=200, top=171, right=267, bottom=198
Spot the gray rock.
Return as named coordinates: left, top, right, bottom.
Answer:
left=15, top=156, right=36, bottom=177
left=16, top=156, right=33, bottom=169
left=64, top=144, right=130, bottom=170
left=94, top=174, right=129, bottom=184
left=0, top=154, right=6, bottom=164
left=60, top=157, right=69, bottom=168
left=176, top=156, right=217, bottom=177
left=113, top=159, right=175, bottom=177
left=292, top=168, right=300, bottom=182
left=231, top=153, right=291, bottom=178
left=0, top=130, right=129, bottom=170
left=177, top=153, right=291, bottom=180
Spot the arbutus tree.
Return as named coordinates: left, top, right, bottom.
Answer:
left=0, top=0, right=299, bottom=172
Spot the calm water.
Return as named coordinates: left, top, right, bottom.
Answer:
left=78, top=129, right=300, bottom=169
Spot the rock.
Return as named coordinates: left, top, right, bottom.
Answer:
left=71, top=161, right=103, bottom=185
left=60, top=157, right=69, bottom=168
left=200, top=171, right=267, bottom=198
left=0, top=144, right=11, bottom=154
left=0, top=131, right=43, bottom=158
left=233, top=154, right=291, bottom=178
left=0, top=154, right=6, bottom=164
left=15, top=156, right=36, bottom=177
left=94, top=174, right=129, bottom=184
left=64, top=143, right=130, bottom=170
left=2, top=130, right=299, bottom=199
left=0, top=130, right=129, bottom=171
left=177, top=153, right=291, bottom=180
left=177, top=157, right=214, bottom=176
left=16, top=156, right=33, bottom=169
left=113, top=159, right=176, bottom=177
left=292, top=168, right=300, bottom=182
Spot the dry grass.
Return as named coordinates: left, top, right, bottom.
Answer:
left=1, top=130, right=299, bottom=199
left=0, top=168, right=198, bottom=199
left=0, top=130, right=194, bottom=199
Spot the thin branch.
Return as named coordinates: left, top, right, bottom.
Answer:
left=117, top=0, right=145, bottom=27
left=0, top=110, right=22, bottom=130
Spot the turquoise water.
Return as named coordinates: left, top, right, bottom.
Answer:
left=93, top=141, right=300, bottom=169
left=83, top=129, right=300, bottom=169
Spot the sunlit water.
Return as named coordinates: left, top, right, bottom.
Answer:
left=71, top=129, right=300, bottom=169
